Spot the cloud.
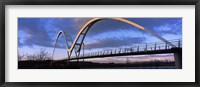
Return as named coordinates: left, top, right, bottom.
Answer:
left=18, top=18, right=182, bottom=51
left=127, top=18, right=182, bottom=36
left=18, top=18, right=53, bottom=47
left=70, top=18, right=182, bottom=38
left=84, top=19, right=136, bottom=36
left=86, top=53, right=174, bottom=63
left=72, top=18, right=92, bottom=30
left=153, top=20, right=182, bottom=35
left=18, top=37, right=23, bottom=47
left=18, top=18, right=78, bottom=48
left=84, top=37, right=145, bottom=50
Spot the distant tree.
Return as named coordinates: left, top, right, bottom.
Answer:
left=26, top=53, right=37, bottom=61
left=18, top=53, right=24, bottom=61
left=36, top=48, right=49, bottom=60
left=26, top=48, right=51, bottom=61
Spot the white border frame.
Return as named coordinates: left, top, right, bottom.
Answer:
left=5, top=5, right=195, bottom=82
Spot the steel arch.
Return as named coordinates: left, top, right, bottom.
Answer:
left=52, top=30, right=77, bottom=60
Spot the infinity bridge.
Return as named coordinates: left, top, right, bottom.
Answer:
left=52, top=18, right=182, bottom=68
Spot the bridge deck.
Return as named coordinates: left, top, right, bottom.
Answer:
left=69, top=48, right=182, bottom=60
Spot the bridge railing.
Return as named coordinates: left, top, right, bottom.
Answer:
left=72, top=38, right=182, bottom=58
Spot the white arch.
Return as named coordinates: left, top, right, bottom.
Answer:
left=52, top=30, right=77, bottom=60
left=69, top=18, right=175, bottom=52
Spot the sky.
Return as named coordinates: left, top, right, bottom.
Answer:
left=18, top=18, right=182, bottom=60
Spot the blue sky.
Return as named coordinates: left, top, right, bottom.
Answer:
left=18, top=18, right=182, bottom=60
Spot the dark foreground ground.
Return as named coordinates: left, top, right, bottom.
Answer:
left=18, top=60, right=176, bottom=69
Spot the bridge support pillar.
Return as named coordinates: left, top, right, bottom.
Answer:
left=172, top=48, right=182, bottom=69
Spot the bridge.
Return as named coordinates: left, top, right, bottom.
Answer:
left=52, top=18, right=182, bottom=69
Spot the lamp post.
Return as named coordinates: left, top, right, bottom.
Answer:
left=82, top=43, right=85, bottom=62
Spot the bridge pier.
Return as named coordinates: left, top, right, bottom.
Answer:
left=172, top=48, right=182, bottom=69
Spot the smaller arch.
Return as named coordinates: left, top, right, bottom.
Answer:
left=52, top=30, right=77, bottom=60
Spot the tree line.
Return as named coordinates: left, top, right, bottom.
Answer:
left=18, top=48, right=51, bottom=61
